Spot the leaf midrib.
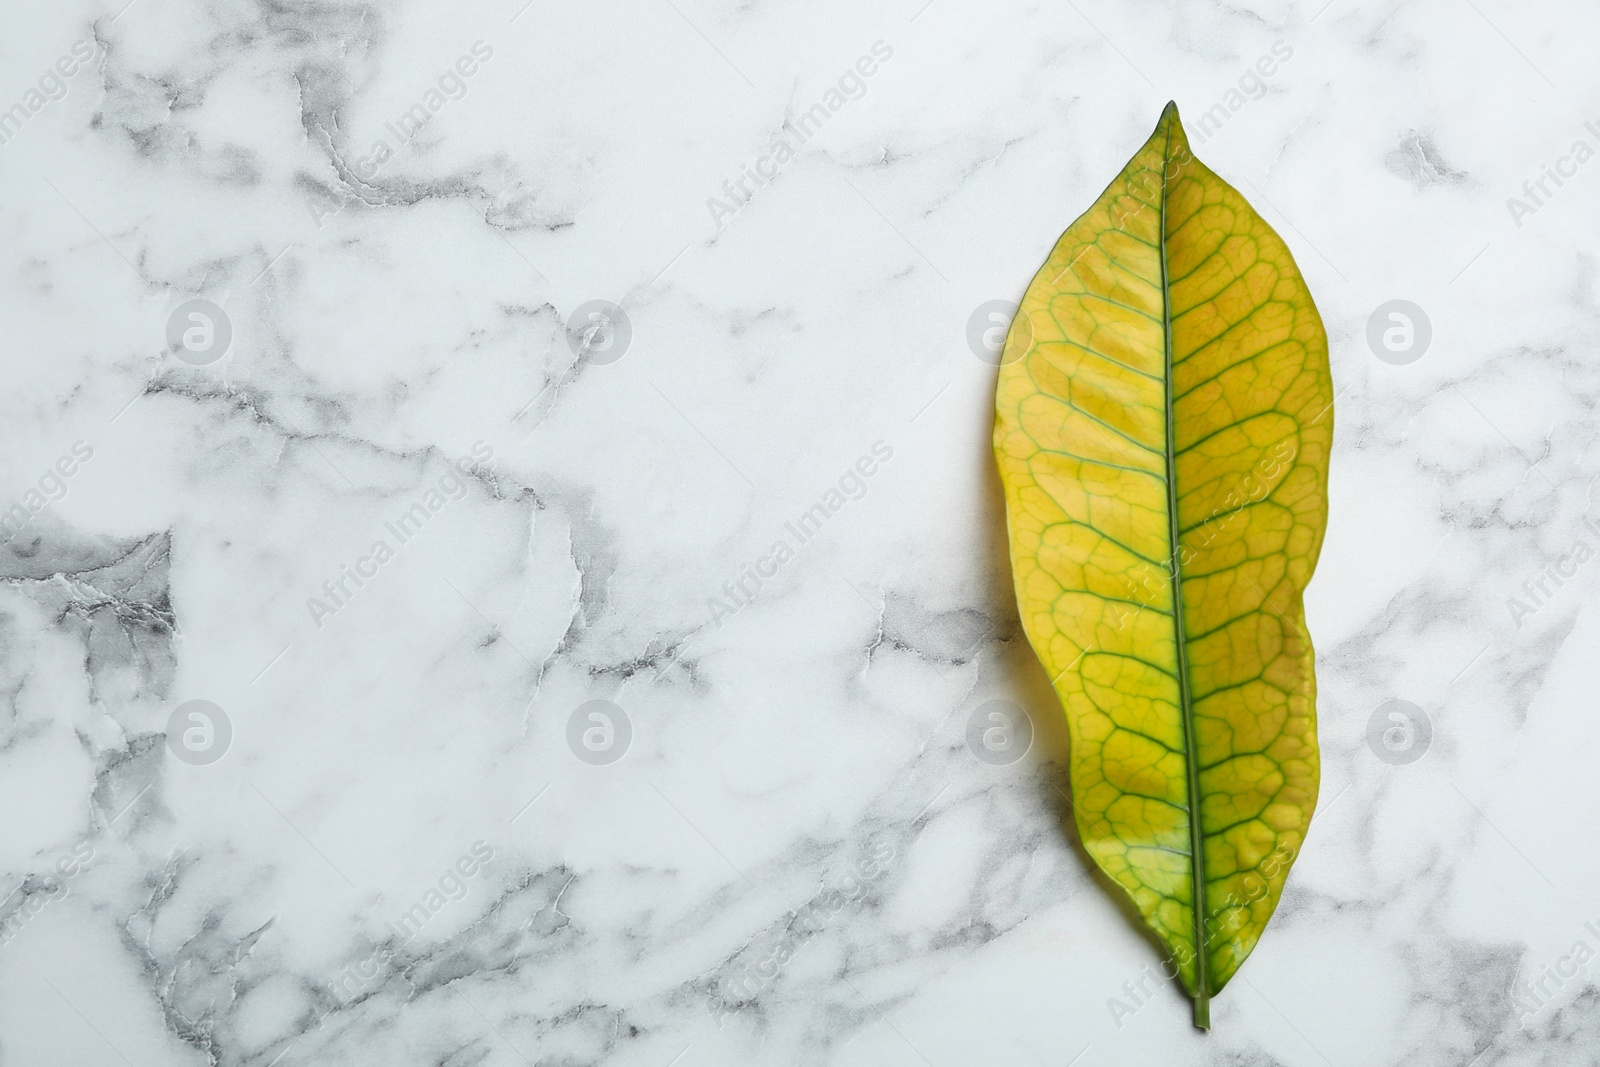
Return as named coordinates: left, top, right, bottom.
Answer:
left=1156, top=116, right=1210, bottom=1029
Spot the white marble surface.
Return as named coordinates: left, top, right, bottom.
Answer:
left=1, top=1, right=1598, bottom=1064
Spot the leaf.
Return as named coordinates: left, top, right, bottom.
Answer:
left=992, top=102, right=1332, bottom=1028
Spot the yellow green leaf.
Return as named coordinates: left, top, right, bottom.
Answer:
left=992, top=102, right=1332, bottom=1028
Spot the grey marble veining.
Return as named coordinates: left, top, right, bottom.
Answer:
left=1, top=1, right=1598, bottom=1064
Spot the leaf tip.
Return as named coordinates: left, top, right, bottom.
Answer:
left=1156, top=100, right=1192, bottom=154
